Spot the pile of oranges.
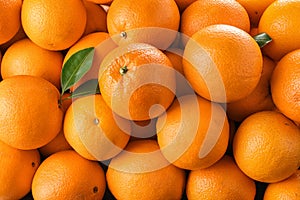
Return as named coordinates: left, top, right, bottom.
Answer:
left=1, top=0, right=300, bottom=199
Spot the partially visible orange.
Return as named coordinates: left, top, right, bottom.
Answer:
left=0, top=0, right=22, bottom=44
left=64, top=94, right=131, bottom=161
left=0, top=75, right=63, bottom=150
left=258, top=0, right=300, bottom=61
left=180, top=0, right=250, bottom=45
left=32, top=150, right=106, bottom=200
left=0, top=140, right=40, bottom=200
left=86, top=0, right=113, bottom=5
left=63, top=32, right=116, bottom=92
left=21, top=0, right=87, bottom=50
left=174, top=0, right=197, bottom=12
left=271, top=49, right=300, bottom=123
left=1, top=38, right=63, bottom=89
left=227, top=56, right=276, bottom=122
left=233, top=111, right=300, bottom=183
left=99, top=43, right=176, bottom=121
left=264, top=170, right=300, bottom=200
left=83, top=0, right=107, bottom=36
left=0, top=25, right=27, bottom=52
left=164, top=48, right=184, bottom=75
left=106, top=139, right=186, bottom=200
left=186, top=155, right=256, bottom=200
left=157, top=95, right=229, bottom=170
left=107, top=0, right=180, bottom=49
left=236, top=0, right=275, bottom=27
left=183, top=24, right=263, bottom=103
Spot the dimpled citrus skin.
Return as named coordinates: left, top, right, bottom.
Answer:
left=21, top=0, right=87, bottom=51
left=0, top=75, right=63, bottom=150
left=233, top=111, right=300, bottom=183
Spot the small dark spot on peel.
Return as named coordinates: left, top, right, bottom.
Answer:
left=32, top=162, right=35, bottom=167
left=93, top=186, right=98, bottom=193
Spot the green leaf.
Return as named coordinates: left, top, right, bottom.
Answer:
left=60, top=47, right=95, bottom=94
left=64, top=79, right=100, bottom=100
left=253, top=32, right=272, bottom=48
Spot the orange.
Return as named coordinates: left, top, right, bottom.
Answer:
left=83, top=0, right=107, bottom=36
left=227, top=56, right=276, bottom=122
left=271, top=49, right=300, bottom=123
left=0, top=25, right=27, bottom=52
left=164, top=48, right=184, bottom=75
left=130, top=119, right=158, bottom=139
left=264, top=170, right=300, bottom=200
left=63, top=32, right=117, bottom=91
left=157, top=95, right=229, bottom=170
left=183, top=24, right=263, bottom=103
left=32, top=150, right=106, bottom=200
left=98, top=43, right=176, bottom=121
left=64, top=94, right=131, bottom=161
left=21, top=0, right=87, bottom=51
left=180, top=0, right=250, bottom=45
left=0, top=0, right=22, bottom=44
left=186, top=155, right=256, bottom=200
left=0, top=140, right=40, bottom=199
left=258, top=0, right=300, bottom=61
left=174, top=0, right=197, bottom=12
left=236, top=0, right=275, bottom=27
left=106, top=0, right=180, bottom=49
left=233, top=111, right=300, bottom=183
left=1, top=38, right=63, bottom=89
left=106, top=139, right=186, bottom=200
left=0, top=75, right=63, bottom=150
left=39, top=93, right=73, bottom=158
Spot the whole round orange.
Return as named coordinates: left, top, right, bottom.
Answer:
left=32, top=150, right=106, bottom=200
left=264, top=170, right=300, bottom=200
left=63, top=32, right=117, bottom=91
left=233, top=111, right=300, bottom=183
left=106, top=139, right=186, bottom=200
left=183, top=24, right=263, bottom=103
left=64, top=94, right=131, bottom=161
left=1, top=38, right=63, bottom=89
left=227, top=56, right=276, bottom=122
left=236, top=0, right=275, bottom=27
left=98, top=43, right=176, bottom=121
left=107, top=0, right=180, bottom=49
left=186, top=155, right=256, bottom=200
left=0, top=0, right=22, bottom=44
left=271, top=49, right=300, bottom=123
left=0, top=140, right=40, bottom=200
left=21, top=0, right=87, bottom=51
left=0, top=75, right=63, bottom=150
left=258, top=0, right=300, bottom=61
left=180, top=0, right=250, bottom=44
left=83, top=0, right=107, bottom=36
left=157, top=95, right=229, bottom=170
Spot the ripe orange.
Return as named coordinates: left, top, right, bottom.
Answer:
left=164, top=48, right=184, bottom=75
left=271, top=49, right=300, bottom=123
left=98, top=43, right=176, bottom=121
left=0, top=75, right=63, bottom=150
left=157, top=95, right=229, bottom=170
left=0, top=0, right=22, bottom=44
left=1, top=38, right=63, bottom=89
left=21, top=0, right=87, bottom=51
left=264, top=170, right=300, bottom=200
left=186, top=155, right=256, bottom=200
left=107, top=0, right=180, bottom=49
left=236, top=0, right=275, bottom=27
left=227, top=56, right=276, bottom=122
left=32, top=150, right=106, bottom=200
left=106, top=139, right=186, bottom=200
left=63, top=32, right=116, bottom=91
left=0, top=140, right=40, bottom=199
left=233, top=111, right=300, bottom=183
left=0, top=25, right=27, bottom=52
left=83, top=0, right=107, bottom=36
left=183, top=24, right=263, bottom=103
left=64, top=94, right=131, bottom=161
left=258, top=0, right=300, bottom=61
left=180, top=0, right=250, bottom=45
